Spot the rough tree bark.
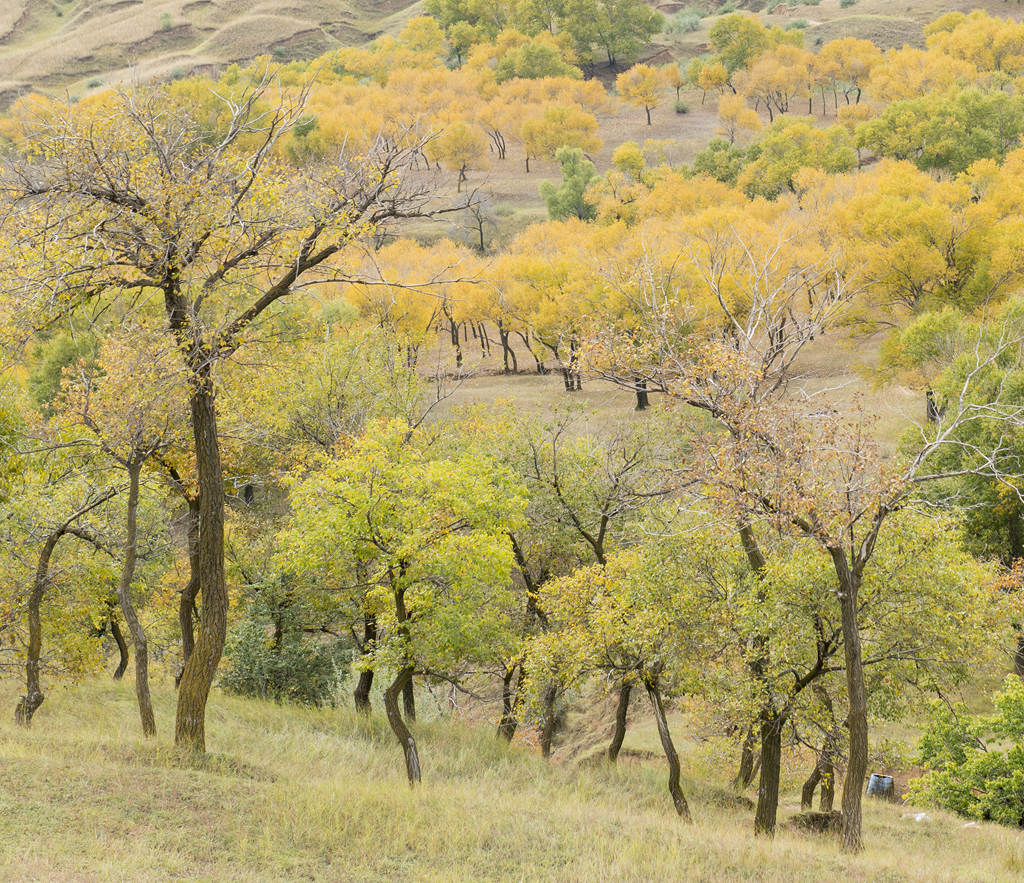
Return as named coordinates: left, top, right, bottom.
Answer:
left=175, top=372, right=227, bottom=751
left=832, top=551, right=867, bottom=853
left=753, top=710, right=784, bottom=836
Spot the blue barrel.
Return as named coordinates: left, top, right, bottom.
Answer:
left=866, top=774, right=895, bottom=800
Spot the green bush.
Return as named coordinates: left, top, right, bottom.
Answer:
left=675, top=99, right=690, bottom=114
left=786, top=19, right=809, bottom=30
left=221, top=599, right=350, bottom=706
left=666, top=10, right=702, bottom=33
left=839, top=0, right=857, bottom=7
left=909, top=677, right=1024, bottom=827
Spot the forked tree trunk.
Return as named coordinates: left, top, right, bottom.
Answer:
left=385, top=667, right=421, bottom=784
left=608, top=680, right=632, bottom=762
left=646, top=678, right=691, bottom=820
left=175, top=373, right=228, bottom=752
left=116, top=462, right=156, bottom=737
left=753, top=709, right=784, bottom=835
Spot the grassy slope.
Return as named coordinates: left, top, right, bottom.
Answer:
left=1, top=678, right=1023, bottom=881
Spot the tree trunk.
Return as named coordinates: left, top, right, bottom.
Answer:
left=734, top=726, right=758, bottom=790
left=15, top=533, right=60, bottom=726
left=646, top=679, right=691, bottom=820
left=645, top=106, right=652, bottom=126
left=498, top=322, right=517, bottom=374
left=177, top=494, right=200, bottom=683
left=117, top=461, right=156, bottom=737
left=754, top=708, right=783, bottom=836
left=497, top=663, right=520, bottom=741
left=820, top=751, right=836, bottom=812
left=175, top=373, right=228, bottom=752
left=403, top=676, right=416, bottom=722
left=539, top=685, right=559, bottom=758
left=354, top=613, right=376, bottom=713
left=634, top=379, right=649, bottom=411
left=110, top=611, right=129, bottom=680
left=802, top=763, right=822, bottom=812
left=834, top=557, right=867, bottom=853
left=608, top=680, right=632, bottom=762
left=384, top=667, right=421, bottom=784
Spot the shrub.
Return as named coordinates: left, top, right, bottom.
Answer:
left=717, top=2, right=736, bottom=14
left=160, top=12, right=172, bottom=30
left=221, top=599, right=350, bottom=706
left=87, top=79, right=102, bottom=89
left=786, top=19, right=809, bottom=30
left=666, top=9, right=702, bottom=33
left=675, top=100, right=690, bottom=114
left=909, top=677, right=1024, bottom=827
left=839, top=0, right=857, bottom=7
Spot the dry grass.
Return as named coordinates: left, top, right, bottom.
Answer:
left=1, top=677, right=1024, bottom=881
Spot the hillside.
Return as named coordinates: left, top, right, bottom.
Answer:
left=0, top=0, right=423, bottom=105
left=1, top=678, right=1023, bottom=881
left=5, top=0, right=1024, bottom=109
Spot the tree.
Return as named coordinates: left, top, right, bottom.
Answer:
left=539, top=146, right=598, bottom=220
left=280, top=420, right=525, bottom=781
left=616, top=64, right=666, bottom=125
left=2, top=76, right=463, bottom=751
left=855, top=88, right=1024, bottom=175
left=59, top=326, right=190, bottom=736
left=738, top=117, right=856, bottom=199
left=521, top=103, right=601, bottom=172
left=427, top=120, right=489, bottom=191
left=717, top=94, right=761, bottom=144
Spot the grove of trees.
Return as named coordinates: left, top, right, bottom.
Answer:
left=4, top=3, right=1024, bottom=862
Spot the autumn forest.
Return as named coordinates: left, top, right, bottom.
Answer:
left=4, top=2, right=1024, bottom=879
